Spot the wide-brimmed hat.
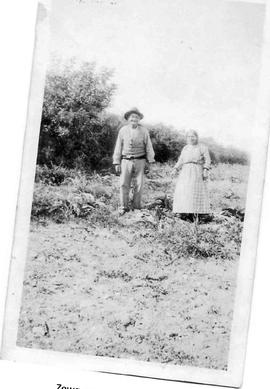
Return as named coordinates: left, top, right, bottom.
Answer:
left=124, top=107, right=144, bottom=120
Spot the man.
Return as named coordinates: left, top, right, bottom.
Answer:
left=113, top=107, right=155, bottom=215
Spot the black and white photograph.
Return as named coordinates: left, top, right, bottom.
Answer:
left=1, top=0, right=270, bottom=387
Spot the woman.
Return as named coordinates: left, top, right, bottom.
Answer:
left=172, top=130, right=211, bottom=220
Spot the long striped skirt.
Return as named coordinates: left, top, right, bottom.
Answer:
left=173, top=164, right=210, bottom=214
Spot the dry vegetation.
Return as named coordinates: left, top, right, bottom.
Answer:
left=17, top=163, right=248, bottom=370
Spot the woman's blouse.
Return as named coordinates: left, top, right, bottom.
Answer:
left=175, top=144, right=211, bottom=170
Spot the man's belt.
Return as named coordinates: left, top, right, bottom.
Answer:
left=122, top=155, right=146, bottom=160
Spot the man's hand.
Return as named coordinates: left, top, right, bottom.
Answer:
left=115, top=164, right=121, bottom=174
left=144, top=163, right=151, bottom=175
left=171, top=167, right=178, bottom=177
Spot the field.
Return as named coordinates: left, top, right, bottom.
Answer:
left=17, top=163, right=249, bottom=370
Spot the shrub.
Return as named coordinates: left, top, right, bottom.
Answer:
left=31, top=184, right=96, bottom=223
left=35, top=55, right=249, bottom=172
left=157, top=216, right=242, bottom=262
left=148, top=126, right=249, bottom=165
left=35, top=165, right=77, bottom=186
left=37, top=58, right=117, bottom=171
left=31, top=174, right=118, bottom=224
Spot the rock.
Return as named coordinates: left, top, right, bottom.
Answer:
left=44, top=321, right=50, bottom=337
left=145, top=194, right=172, bottom=210
left=32, top=323, right=50, bottom=337
left=145, top=275, right=168, bottom=282
left=121, top=210, right=157, bottom=226
left=220, top=208, right=245, bottom=221
left=81, top=193, right=95, bottom=204
left=230, top=176, right=241, bottom=183
left=123, top=318, right=136, bottom=329
left=169, top=333, right=178, bottom=338
left=224, top=190, right=240, bottom=200
left=134, top=210, right=157, bottom=224
left=94, top=200, right=107, bottom=208
left=208, top=305, right=221, bottom=315
left=32, top=326, right=44, bottom=336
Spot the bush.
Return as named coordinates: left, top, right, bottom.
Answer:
left=31, top=184, right=96, bottom=223
left=36, top=57, right=248, bottom=171
left=37, top=59, right=117, bottom=171
left=157, top=217, right=242, bottom=262
left=31, top=169, right=119, bottom=224
left=35, top=56, right=249, bottom=171
left=148, top=124, right=186, bottom=162
left=148, top=126, right=249, bottom=165
left=35, top=165, right=77, bottom=186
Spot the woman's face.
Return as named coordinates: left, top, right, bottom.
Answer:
left=187, top=133, right=198, bottom=145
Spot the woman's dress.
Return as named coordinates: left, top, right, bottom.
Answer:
left=173, top=144, right=211, bottom=214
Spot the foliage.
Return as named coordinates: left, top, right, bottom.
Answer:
left=31, top=184, right=97, bottom=223
left=38, top=59, right=117, bottom=171
left=31, top=163, right=247, bottom=269
left=22, top=160, right=248, bottom=370
left=31, top=169, right=120, bottom=224
left=156, top=217, right=242, bottom=262
left=203, top=137, right=249, bottom=165
left=36, top=58, right=248, bottom=172
left=147, top=125, right=249, bottom=165
left=148, top=123, right=186, bottom=162
left=32, top=162, right=248, bottom=223
left=35, top=165, right=77, bottom=186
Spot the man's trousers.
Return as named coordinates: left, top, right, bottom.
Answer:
left=119, top=158, right=146, bottom=210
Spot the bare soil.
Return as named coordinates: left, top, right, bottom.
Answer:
left=17, top=164, right=247, bottom=370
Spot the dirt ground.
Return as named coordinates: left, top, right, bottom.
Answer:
left=17, top=163, right=248, bottom=370
left=18, top=217, right=238, bottom=370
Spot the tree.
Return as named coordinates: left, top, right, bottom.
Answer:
left=37, top=59, right=117, bottom=170
left=148, top=123, right=186, bottom=162
left=37, top=58, right=249, bottom=171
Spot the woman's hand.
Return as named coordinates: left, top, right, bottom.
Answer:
left=202, top=168, right=209, bottom=180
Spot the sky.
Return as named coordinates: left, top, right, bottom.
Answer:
left=48, top=0, right=266, bottom=151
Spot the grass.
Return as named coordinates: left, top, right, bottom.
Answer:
left=18, top=162, right=249, bottom=370
left=32, top=162, right=248, bottom=222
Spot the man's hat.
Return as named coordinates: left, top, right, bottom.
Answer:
left=124, top=107, right=144, bottom=120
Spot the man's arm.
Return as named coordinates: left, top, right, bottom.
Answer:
left=113, top=128, right=123, bottom=165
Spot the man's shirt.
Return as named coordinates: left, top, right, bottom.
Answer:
left=113, top=124, right=155, bottom=164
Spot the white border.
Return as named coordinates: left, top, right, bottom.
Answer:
left=1, top=0, right=270, bottom=387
